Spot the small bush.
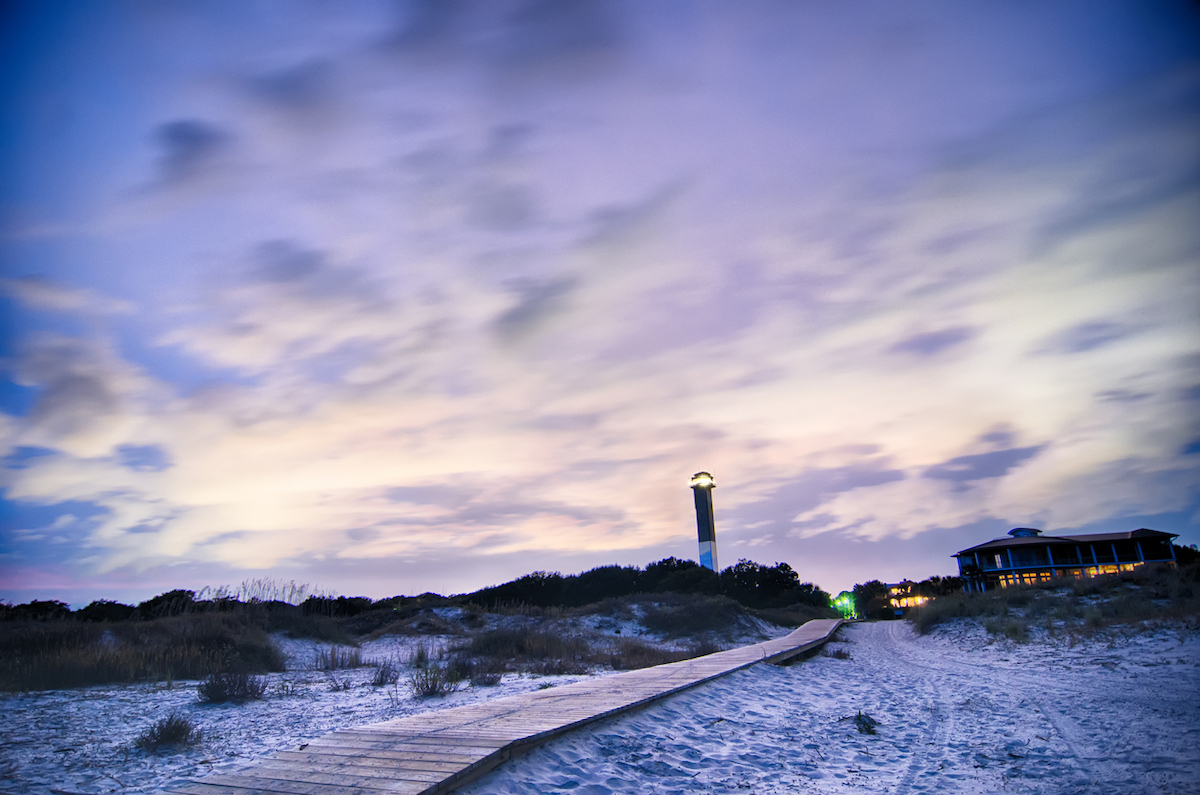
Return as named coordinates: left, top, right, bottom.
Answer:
left=326, top=675, right=354, bottom=692
left=197, top=672, right=267, bottom=703
left=852, top=711, right=878, bottom=735
left=468, top=658, right=505, bottom=687
left=135, top=713, right=201, bottom=751
left=272, top=679, right=305, bottom=697
left=824, top=647, right=852, bottom=660
left=314, top=645, right=362, bottom=670
left=531, top=658, right=591, bottom=675
left=409, top=642, right=430, bottom=668
left=371, top=658, right=400, bottom=687
left=407, top=663, right=460, bottom=698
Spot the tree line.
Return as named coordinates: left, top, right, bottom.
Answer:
left=0, top=556, right=833, bottom=622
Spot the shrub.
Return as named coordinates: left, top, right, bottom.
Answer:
left=852, top=711, right=878, bottom=735
left=136, top=590, right=197, bottom=619
left=197, top=672, right=267, bottom=703
left=531, top=658, right=591, bottom=675
left=326, top=675, right=354, bottom=692
left=371, top=658, right=400, bottom=687
left=134, top=713, right=201, bottom=751
left=76, top=600, right=136, bottom=623
left=409, top=642, right=431, bottom=668
left=467, top=658, right=504, bottom=687
left=640, top=594, right=749, bottom=638
left=407, top=663, right=460, bottom=698
left=265, top=609, right=352, bottom=644
left=824, top=647, right=852, bottom=660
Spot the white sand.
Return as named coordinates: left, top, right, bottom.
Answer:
left=459, top=620, right=1200, bottom=795
left=2, top=620, right=1196, bottom=794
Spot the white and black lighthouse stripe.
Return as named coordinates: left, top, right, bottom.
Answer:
left=690, top=471, right=719, bottom=572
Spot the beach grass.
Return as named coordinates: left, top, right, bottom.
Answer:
left=909, top=561, right=1200, bottom=638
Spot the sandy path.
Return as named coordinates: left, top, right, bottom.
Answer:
left=456, top=620, right=1200, bottom=795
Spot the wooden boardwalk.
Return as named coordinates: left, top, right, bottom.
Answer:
left=164, top=618, right=842, bottom=795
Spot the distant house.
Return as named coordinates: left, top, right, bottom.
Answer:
left=885, top=580, right=929, bottom=615
left=954, top=527, right=1178, bottom=592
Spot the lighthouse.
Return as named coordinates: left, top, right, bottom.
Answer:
left=689, top=471, right=719, bottom=572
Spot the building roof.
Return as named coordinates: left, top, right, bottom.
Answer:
left=954, top=528, right=1177, bottom=557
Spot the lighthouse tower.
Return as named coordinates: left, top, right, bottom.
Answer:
left=689, top=471, right=719, bottom=572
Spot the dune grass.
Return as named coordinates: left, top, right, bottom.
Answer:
left=909, top=562, right=1200, bottom=640
left=0, top=613, right=285, bottom=692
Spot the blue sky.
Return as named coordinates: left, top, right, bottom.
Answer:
left=2, top=0, right=1199, bottom=607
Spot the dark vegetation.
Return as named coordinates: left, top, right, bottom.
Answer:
left=0, top=612, right=285, bottom=692
left=461, top=557, right=831, bottom=611
left=850, top=576, right=964, bottom=620
left=133, top=713, right=201, bottom=751
left=196, top=672, right=268, bottom=703
left=909, top=561, right=1200, bottom=641
left=1, top=557, right=834, bottom=692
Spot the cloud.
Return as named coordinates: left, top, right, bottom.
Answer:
left=923, top=446, right=1045, bottom=484
left=1042, top=321, right=1141, bottom=354
left=728, top=464, right=907, bottom=536
left=889, top=327, right=975, bottom=356
left=155, top=120, right=231, bottom=184
left=10, top=337, right=141, bottom=456
left=249, top=59, right=333, bottom=113
left=0, top=277, right=133, bottom=315
left=116, top=444, right=171, bottom=472
left=493, top=276, right=575, bottom=340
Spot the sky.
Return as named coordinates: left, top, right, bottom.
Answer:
left=1, top=0, right=1199, bottom=608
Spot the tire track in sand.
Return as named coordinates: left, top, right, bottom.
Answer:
left=867, top=622, right=953, bottom=795
left=875, top=620, right=1105, bottom=793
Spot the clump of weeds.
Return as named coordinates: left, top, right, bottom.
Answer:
left=371, top=657, right=400, bottom=686
left=852, top=711, right=879, bottom=735
left=134, top=713, right=201, bottom=751
left=196, top=672, right=267, bottom=703
left=407, top=663, right=460, bottom=698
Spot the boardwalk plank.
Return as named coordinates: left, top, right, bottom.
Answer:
left=270, top=750, right=485, bottom=768
left=265, top=754, right=471, bottom=775
left=249, top=760, right=447, bottom=784
left=202, top=772, right=428, bottom=794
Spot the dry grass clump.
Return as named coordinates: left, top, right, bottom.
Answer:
left=371, top=657, right=400, bottom=686
left=406, top=663, right=461, bottom=697
left=134, top=713, right=201, bottom=751
left=313, top=645, right=363, bottom=670
left=456, top=626, right=591, bottom=666
left=196, top=672, right=268, bottom=703
left=910, top=562, right=1200, bottom=640
left=602, top=637, right=723, bottom=670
